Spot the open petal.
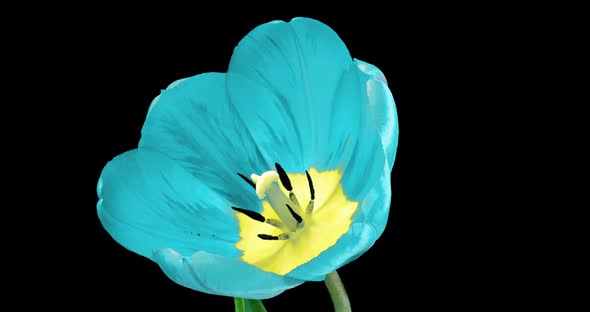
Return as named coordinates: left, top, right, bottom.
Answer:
left=139, top=73, right=266, bottom=213
left=97, top=149, right=242, bottom=259
left=286, top=163, right=391, bottom=280
left=153, top=248, right=304, bottom=299
left=227, top=17, right=352, bottom=172
left=355, top=59, right=399, bottom=170
left=227, top=17, right=388, bottom=201
left=324, top=64, right=387, bottom=201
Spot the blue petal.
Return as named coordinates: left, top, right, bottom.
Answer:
left=153, top=248, right=304, bottom=299
left=355, top=59, right=399, bottom=170
left=146, top=78, right=187, bottom=118
left=139, top=73, right=266, bottom=213
left=97, top=149, right=241, bottom=259
left=287, top=163, right=391, bottom=280
left=323, top=63, right=387, bottom=200
left=226, top=17, right=351, bottom=171
left=227, top=17, right=388, bottom=201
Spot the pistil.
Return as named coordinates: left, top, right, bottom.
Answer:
left=235, top=164, right=317, bottom=240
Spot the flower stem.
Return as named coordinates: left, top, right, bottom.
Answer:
left=233, top=297, right=267, bottom=312
left=324, top=271, right=351, bottom=312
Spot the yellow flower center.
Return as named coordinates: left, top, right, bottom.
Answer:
left=233, top=164, right=359, bottom=276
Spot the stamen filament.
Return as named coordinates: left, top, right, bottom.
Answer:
left=289, top=192, right=301, bottom=209
left=265, top=218, right=286, bottom=230
left=306, top=200, right=315, bottom=215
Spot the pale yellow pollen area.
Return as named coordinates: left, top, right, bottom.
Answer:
left=234, top=167, right=359, bottom=276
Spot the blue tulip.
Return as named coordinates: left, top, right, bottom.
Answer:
left=97, top=17, right=399, bottom=299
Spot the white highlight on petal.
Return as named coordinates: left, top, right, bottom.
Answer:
left=96, top=176, right=104, bottom=197
left=147, top=78, right=188, bottom=117
left=355, top=58, right=397, bottom=164
left=167, top=78, right=187, bottom=89
left=356, top=59, right=388, bottom=85
left=367, top=79, right=396, bottom=151
left=147, top=94, right=161, bottom=117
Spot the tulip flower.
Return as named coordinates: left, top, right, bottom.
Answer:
left=97, top=17, right=398, bottom=310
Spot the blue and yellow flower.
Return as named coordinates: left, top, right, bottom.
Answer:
left=97, top=17, right=398, bottom=299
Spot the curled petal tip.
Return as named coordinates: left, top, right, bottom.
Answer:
left=96, top=176, right=103, bottom=197
left=355, top=58, right=388, bottom=85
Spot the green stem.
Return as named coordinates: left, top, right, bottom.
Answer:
left=324, top=271, right=352, bottom=312
left=233, top=298, right=267, bottom=312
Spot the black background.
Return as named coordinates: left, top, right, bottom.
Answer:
left=25, top=6, right=521, bottom=311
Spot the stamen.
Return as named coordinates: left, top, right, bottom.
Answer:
left=286, top=204, right=303, bottom=223
left=232, top=207, right=265, bottom=222
left=306, top=200, right=315, bottom=215
left=258, top=233, right=290, bottom=240
left=275, top=163, right=293, bottom=191
left=306, top=170, right=315, bottom=200
left=258, top=233, right=291, bottom=240
left=258, top=234, right=278, bottom=240
left=289, top=192, right=301, bottom=208
left=265, top=218, right=284, bottom=229
left=237, top=173, right=256, bottom=189
left=278, top=233, right=290, bottom=240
